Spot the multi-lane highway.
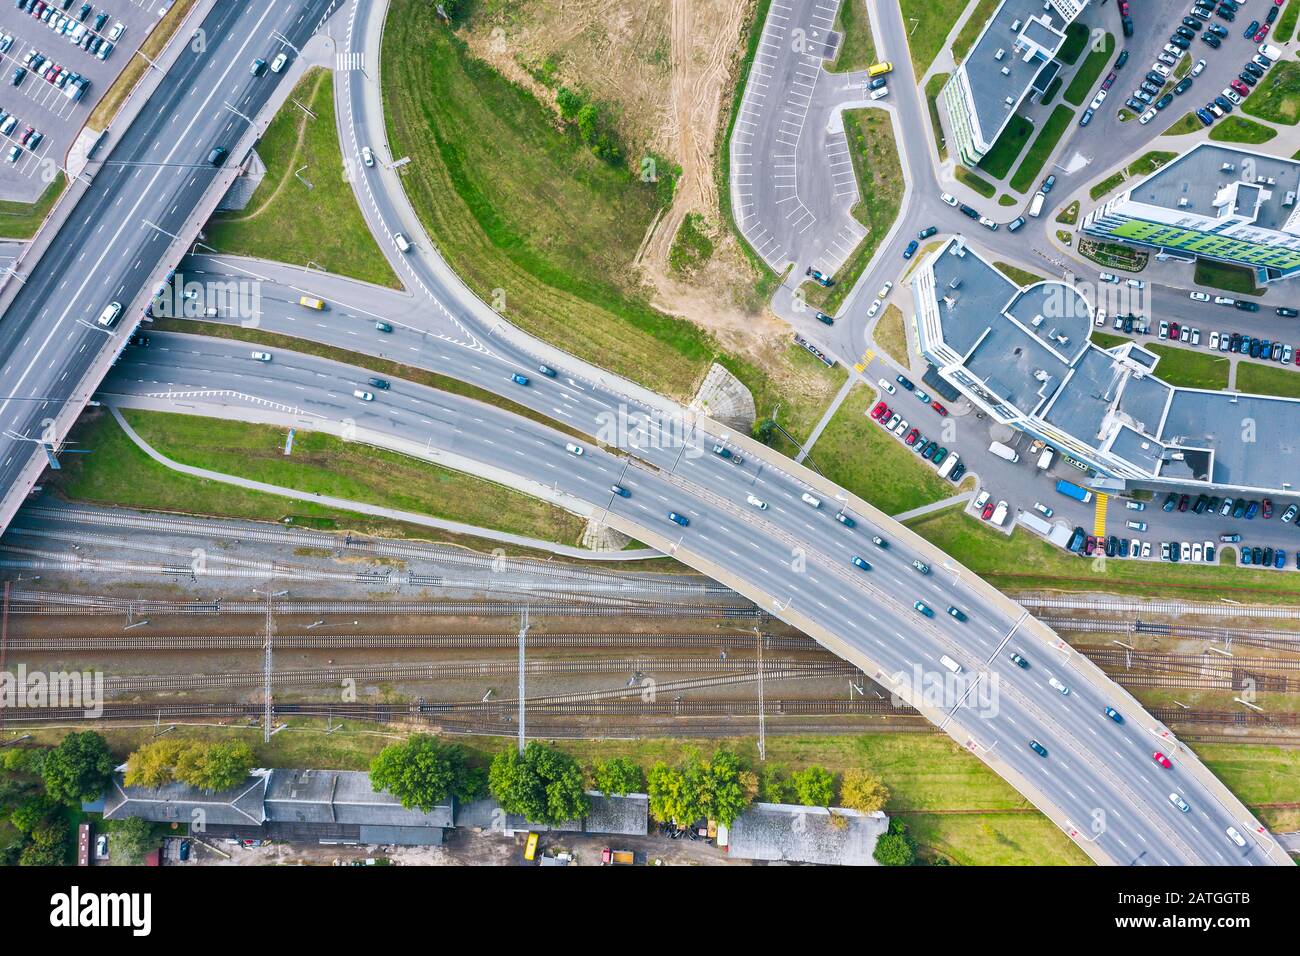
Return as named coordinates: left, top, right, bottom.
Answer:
left=102, top=319, right=1279, bottom=866
left=0, top=0, right=333, bottom=533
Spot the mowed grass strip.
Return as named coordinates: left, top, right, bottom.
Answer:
left=1147, top=344, right=1230, bottom=390
left=1209, top=116, right=1278, bottom=145
left=952, top=0, right=1000, bottom=63
left=1242, top=59, right=1300, bottom=125
left=977, top=114, right=1033, bottom=180
left=0, top=179, right=65, bottom=240
left=812, top=384, right=954, bottom=516
left=898, top=0, right=968, bottom=79
left=827, top=0, right=876, bottom=73
left=122, top=410, right=587, bottom=543
left=1009, top=105, right=1075, bottom=193
left=381, top=3, right=706, bottom=401
left=207, top=68, right=399, bottom=289
left=1062, top=32, right=1114, bottom=106
left=1236, top=360, right=1300, bottom=399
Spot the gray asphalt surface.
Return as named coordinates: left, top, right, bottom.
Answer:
left=0, top=0, right=333, bottom=532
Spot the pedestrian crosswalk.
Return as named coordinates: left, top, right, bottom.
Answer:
left=336, top=51, right=365, bottom=71
left=1093, top=493, right=1109, bottom=537
left=853, top=348, right=876, bottom=374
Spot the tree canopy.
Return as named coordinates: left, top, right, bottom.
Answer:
left=647, top=749, right=753, bottom=828
left=791, top=766, right=836, bottom=807
left=124, top=739, right=254, bottom=793
left=840, top=768, right=889, bottom=813
left=874, top=818, right=917, bottom=866
left=41, top=731, right=114, bottom=805
left=488, top=742, right=589, bottom=826
left=592, top=756, right=643, bottom=797
left=370, top=735, right=485, bottom=811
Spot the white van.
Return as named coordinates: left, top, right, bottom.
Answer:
left=394, top=233, right=411, bottom=253
left=939, top=655, right=962, bottom=675
left=990, top=500, right=1008, bottom=526
left=988, top=440, right=1020, bottom=463
left=97, top=301, right=122, bottom=328
left=1036, top=447, right=1054, bottom=470
left=1028, top=191, right=1045, bottom=218
left=800, top=492, right=821, bottom=509
left=1259, top=42, right=1283, bottom=61
left=937, top=453, right=961, bottom=480
left=1048, top=677, right=1069, bottom=695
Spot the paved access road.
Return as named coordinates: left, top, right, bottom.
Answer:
left=0, top=0, right=332, bottom=534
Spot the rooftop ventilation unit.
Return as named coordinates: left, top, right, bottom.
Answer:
left=995, top=48, right=1005, bottom=60
left=1221, top=163, right=1235, bottom=172
left=1011, top=18, right=1022, bottom=30
left=1285, top=191, right=1296, bottom=207
left=1033, top=369, right=1050, bottom=383
left=1177, top=197, right=1189, bottom=207
left=948, top=277, right=962, bottom=289
left=1001, top=66, right=1011, bottom=75
left=1054, top=333, right=1070, bottom=347
left=1004, top=95, right=1015, bottom=106
left=1031, top=313, right=1044, bottom=327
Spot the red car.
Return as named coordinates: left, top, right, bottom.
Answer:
left=871, top=401, right=888, bottom=420
left=1263, top=498, right=1274, bottom=519
left=1101, top=71, right=1116, bottom=91
left=1119, top=0, right=1130, bottom=13
left=1255, top=25, right=1270, bottom=43
left=1085, top=535, right=1097, bottom=555
left=981, top=501, right=996, bottom=520
left=1169, top=321, right=1180, bottom=340
left=931, top=401, right=947, bottom=416
left=1231, top=79, right=1251, bottom=97
left=1152, top=752, right=1172, bottom=769
left=905, top=428, right=919, bottom=446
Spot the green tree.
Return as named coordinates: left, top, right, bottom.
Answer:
left=791, top=766, right=836, bottom=807
left=110, top=817, right=156, bottom=865
left=695, top=749, right=751, bottom=827
left=10, top=794, right=58, bottom=834
left=173, top=741, right=254, bottom=793
left=1, top=746, right=42, bottom=773
left=556, top=86, right=585, bottom=120
left=489, top=742, right=589, bottom=826
left=124, top=739, right=186, bottom=789
left=592, top=757, right=643, bottom=797
left=19, top=819, right=67, bottom=866
left=41, top=732, right=113, bottom=805
left=840, top=768, right=889, bottom=813
left=752, top=418, right=777, bottom=445
left=874, top=818, right=917, bottom=866
left=646, top=762, right=696, bottom=825
left=371, top=736, right=484, bottom=811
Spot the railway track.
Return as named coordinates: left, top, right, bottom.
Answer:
left=1042, top=616, right=1300, bottom=653
left=14, top=505, right=728, bottom=596
left=1, top=589, right=763, bottom=620
left=104, top=657, right=853, bottom=694
left=5, top=630, right=814, bottom=652
left=1019, top=593, right=1300, bottom=620
left=1074, top=646, right=1300, bottom=692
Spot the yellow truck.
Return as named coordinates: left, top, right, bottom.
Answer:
left=524, top=832, right=539, bottom=861
left=298, top=295, right=326, bottom=310
left=601, top=847, right=635, bottom=865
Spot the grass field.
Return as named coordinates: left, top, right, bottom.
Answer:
left=1194, top=260, right=1263, bottom=296
left=812, top=385, right=955, bottom=516
left=1127, top=150, right=1176, bottom=178
left=1242, top=59, right=1300, bottom=125
left=1062, top=33, right=1115, bottom=106
left=207, top=69, right=399, bottom=288
left=1057, top=21, right=1090, bottom=65
left=827, top=0, right=876, bottom=73
left=382, top=1, right=839, bottom=445
left=977, top=114, right=1033, bottom=180
left=53, top=407, right=589, bottom=549
left=1147, top=344, right=1230, bottom=390
left=1090, top=171, right=1124, bottom=201
left=1278, top=0, right=1300, bottom=43
left=952, top=0, right=1000, bottom=64
left=955, top=166, right=997, bottom=198
left=0, top=179, right=64, bottom=240
left=907, top=503, right=1300, bottom=601
left=1236, top=360, right=1300, bottom=399
left=1163, top=112, right=1202, bottom=135
left=1210, top=116, right=1277, bottom=145
left=898, top=0, right=968, bottom=79
left=874, top=304, right=910, bottom=366
left=1090, top=331, right=1131, bottom=349
left=1009, top=105, right=1075, bottom=193
left=803, top=109, right=903, bottom=315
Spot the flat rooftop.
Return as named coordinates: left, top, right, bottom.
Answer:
left=1133, top=143, right=1300, bottom=233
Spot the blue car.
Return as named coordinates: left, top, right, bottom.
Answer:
left=902, top=240, right=919, bottom=259
left=896, top=375, right=915, bottom=390
left=610, top=484, right=630, bottom=498
left=510, top=372, right=529, bottom=386
left=1276, top=549, right=1287, bottom=570
left=1245, top=500, right=1260, bottom=520
left=538, top=364, right=557, bottom=377
left=1242, top=547, right=1253, bottom=566
left=668, top=512, right=689, bottom=527
left=851, top=555, right=871, bottom=571
left=1104, top=706, right=1123, bottom=724
left=1196, top=108, right=1214, bottom=126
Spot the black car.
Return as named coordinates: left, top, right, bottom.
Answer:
left=1125, top=96, right=1144, bottom=111
left=1155, top=93, right=1174, bottom=110
left=1238, top=71, right=1258, bottom=87
left=1276, top=306, right=1298, bottom=317
left=1202, top=31, right=1221, bottom=46
left=1235, top=299, right=1260, bottom=312
left=1122, top=15, right=1134, bottom=36
left=1273, top=342, right=1285, bottom=362
left=1115, top=49, right=1129, bottom=68
left=1217, top=8, right=1235, bottom=22
left=1145, top=70, right=1165, bottom=86
left=1176, top=25, right=1196, bottom=39
left=1209, top=23, right=1229, bottom=38
left=948, top=461, right=966, bottom=482
left=1268, top=4, right=1280, bottom=23
left=1162, top=492, right=1178, bottom=512
left=367, top=377, right=390, bottom=390
left=1182, top=15, right=1202, bottom=29
left=815, top=311, right=833, bottom=325
left=918, top=225, right=938, bottom=239
left=958, top=203, right=979, bottom=219
left=1245, top=62, right=1265, bottom=78
left=1174, top=77, right=1193, bottom=94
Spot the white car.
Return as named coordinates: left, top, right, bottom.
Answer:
left=1191, top=59, right=1207, bottom=77
left=1219, top=332, right=1231, bottom=352
left=1033, top=502, right=1053, bottom=518
left=1191, top=328, right=1200, bottom=346
left=251, top=351, right=272, bottom=362
left=867, top=298, right=882, bottom=318
left=1181, top=542, right=1191, bottom=562
left=361, top=146, right=374, bottom=168
left=978, top=215, right=997, bottom=230
left=1226, top=826, right=1246, bottom=848
left=940, top=192, right=958, bottom=207
left=564, top=442, right=584, bottom=456
left=878, top=280, right=893, bottom=299
left=1099, top=272, right=1120, bottom=284
left=108, top=21, right=124, bottom=41
left=1189, top=291, right=1209, bottom=302
left=878, top=378, right=896, bottom=395
left=1126, top=520, right=1147, bottom=532
left=1209, top=331, right=1219, bottom=350
left=746, top=494, right=767, bottom=510
left=353, top=390, right=375, bottom=402
left=1169, top=793, right=1191, bottom=812
left=1158, top=320, right=1169, bottom=339
left=1152, top=62, right=1172, bottom=77
left=1089, top=90, right=1107, bottom=110
left=1113, top=314, right=1124, bottom=331
left=1126, top=278, right=1144, bottom=289
left=1048, top=677, right=1069, bottom=695
left=1141, top=541, right=1151, bottom=558
left=97, top=301, right=122, bottom=327
left=885, top=414, right=901, bottom=430
left=1214, top=295, right=1235, bottom=305
left=270, top=52, right=289, bottom=73
left=973, top=490, right=991, bottom=511
left=1193, top=543, right=1203, bottom=562
left=1223, top=88, right=1242, bottom=105
left=1094, top=308, right=1107, bottom=327
left=893, top=418, right=909, bottom=437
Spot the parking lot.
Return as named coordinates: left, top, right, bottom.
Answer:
left=0, top=0, right=170, bottom=201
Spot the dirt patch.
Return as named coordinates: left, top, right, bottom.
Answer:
left=462, top=0, right=768, bottom=336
